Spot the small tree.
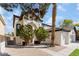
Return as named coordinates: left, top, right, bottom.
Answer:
left=19, top=25, right=33, bottom=45
left=35, top=27, right=48, bottom=43
left=74, top=23, right=79, bottom=27
left=61, top=19, right=73, bottom=31
left=63, top=19, right=73, bottom=26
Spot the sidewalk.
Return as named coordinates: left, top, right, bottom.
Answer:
left=40, top=43, right=79, bottom=56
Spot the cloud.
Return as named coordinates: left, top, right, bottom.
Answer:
left=44, top=15, right=64, bottom=26
left=46, top=17, right=52, bottom=25
left=56, top=16, right=64, bottom=20
left=73, top=21, right=79, bottom=24
left=57, top=5, right=66, bottom=12
left=42, top=4, right=52, bottom=25
left=13, top=6, right=22, bottom=16
left=0, top=6, right=6, bottom=15
left=56, top=16, right=64, bottom=27
left=0, top=5, right=22, bottom=33
left=0, top=7, right=12, bottom=33
left=76, top=4, right=79, bottom=11
left=77, top=4, right=79, bottom=6
left=5, top=25, right=13, bottom=33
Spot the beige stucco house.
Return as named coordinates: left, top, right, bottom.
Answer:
left=13, top=9, right=43, bottom=45
left=13, top=8, right=54, bottom=45
left=0, top=15, right=6, bottom=53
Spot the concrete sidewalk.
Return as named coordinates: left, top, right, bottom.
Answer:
left=40, top=43, right=79, bottom=56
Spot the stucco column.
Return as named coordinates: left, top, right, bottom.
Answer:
left=32, top=34, right=36, bottom=44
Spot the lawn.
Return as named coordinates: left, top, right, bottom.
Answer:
left=69, top=49, right=79, bottom=56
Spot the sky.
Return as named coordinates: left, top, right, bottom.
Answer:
left=0, top=3, right=79, bottom=33
left=0, top=5, right=22, bottom=34
left=43, top=3, right=79, bottom=27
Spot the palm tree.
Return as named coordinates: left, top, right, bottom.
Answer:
left=51, top=3, right=56, bottom=46
left=0, top=3, right=50, bottom=23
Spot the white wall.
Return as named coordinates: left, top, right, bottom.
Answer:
left=0, top=18, right=5, bottom=54
left=69, top=30, right=76, bottom=42
left=62, top=32, right=70, bottom=44
left=0, top=20, right=5, bottom=35
left=14, top=18, right=19, bottom=37
left=16, top=36, right=23, bottom=45
left=0, top=41, right=5, bottom=53
left=54, top=31, right=73, bottom=46
left=54, top=31, right=63, bottom=45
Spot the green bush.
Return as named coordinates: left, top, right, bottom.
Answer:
left=60, top=19, right=73, bottom=31
left=74, top=23, right=79, bottom=27
left=18, top=25, right=33, bottom=45
left=35, top=27, right=48, bottom=42
left=63, top=19, right=73, bottom=25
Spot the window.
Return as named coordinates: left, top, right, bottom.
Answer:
left=16, top=24, right=21, bottom=36
left=16, top=24, right=21, bottom=30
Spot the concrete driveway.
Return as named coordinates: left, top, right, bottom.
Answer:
left=5, top=47, right=51, bottom=56
left=5, top=43, right=79, bottom=56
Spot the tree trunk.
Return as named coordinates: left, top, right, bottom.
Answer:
left=25, top=40, right=27, bottom=45
left=25, top=39, right=29, bottom=45
left=51, top=3, right=56, bottom=47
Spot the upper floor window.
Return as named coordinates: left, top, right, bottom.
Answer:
left=16, top=24, right=21, bottom=36
left=16, top=24, right=21, bottom=30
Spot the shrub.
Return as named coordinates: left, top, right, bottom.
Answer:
left=35, top=27, right=48, bottom=42
left=18, top=25, right=33, bottom=45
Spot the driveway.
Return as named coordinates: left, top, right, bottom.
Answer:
left=5, top=47, right=51, bottom=56
left=5, top=43, right=79, bottom=56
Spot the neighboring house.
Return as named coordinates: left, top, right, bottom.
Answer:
left=42, top=25, right=76, bottom=46
left=54, top=28, right=76, bottom=46
left=0, top=15, right=6, bottom=53
left=42, top=23, right=76, bottom=46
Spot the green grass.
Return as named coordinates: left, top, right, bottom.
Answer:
left=69, top=49, right=79, bottom=56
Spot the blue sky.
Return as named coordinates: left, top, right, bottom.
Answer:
left=0, top=3, right=79, bottom=33
left=0, top=5, right=22, bottom=34
left=43, top=3, right=79, bottom=27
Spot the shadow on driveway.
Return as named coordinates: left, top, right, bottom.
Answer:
left=6, top=45, right=50, bottom=49
left=0, top=53, right=10, bottom=56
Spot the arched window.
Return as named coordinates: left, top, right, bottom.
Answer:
left=16, top=24, right=21, bottom=30
left=16, top=24, right=21, bottom=36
